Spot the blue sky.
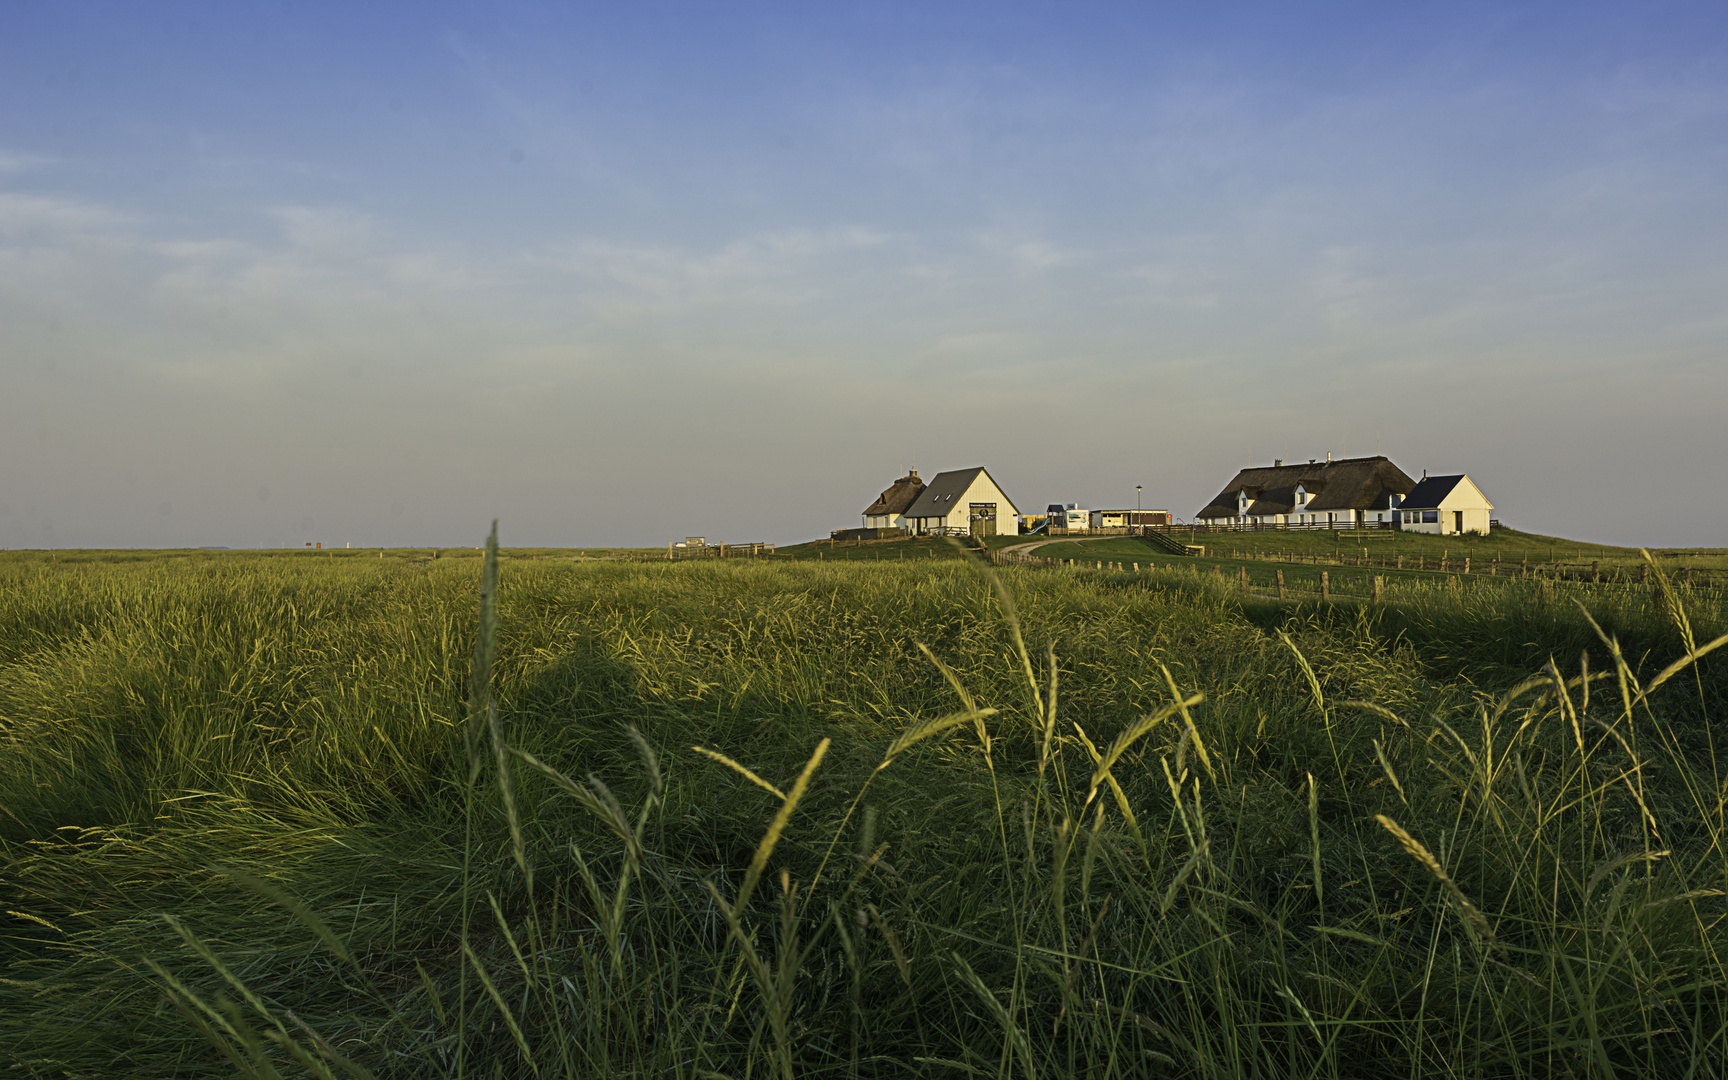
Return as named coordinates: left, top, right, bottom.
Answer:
left=3, top=1, right=1725, bottom=548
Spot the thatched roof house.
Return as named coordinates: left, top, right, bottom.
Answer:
left=1197, top=455, right=1418, bottom=529
left=861, top=470, right=927, bottom=530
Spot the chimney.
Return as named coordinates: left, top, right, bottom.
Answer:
left=1274, top=459, right=1282, bottom=467
left=1326, top=451, right=1332, bottom=462
left=1422, top=469, right=1427, bottom=479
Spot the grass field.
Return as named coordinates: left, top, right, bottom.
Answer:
left=1005, top=524, right=1727, bottom=569
left=776, top=535, right=974, bottom=562
left=3, top=538, right=1726, bottom=1078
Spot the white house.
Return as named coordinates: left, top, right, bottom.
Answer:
left=860, top=469, right=926, bottom=530
left=1395, top=474, right=1493, bottom=535
left=901, top=467, right=1021, bottom=537
left=1197, top=455, right=1418, bottom=529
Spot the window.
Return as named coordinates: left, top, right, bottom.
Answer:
left=1422, top=511, right=1438, bottom=523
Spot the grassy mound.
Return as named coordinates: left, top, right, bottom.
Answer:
left=2, top=543, right=1725, bottom=1077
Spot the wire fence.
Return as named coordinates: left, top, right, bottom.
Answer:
left=991, top=545, right=1728, bottom=608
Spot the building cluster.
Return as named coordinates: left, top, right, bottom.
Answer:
left=859, top=467, right=1023, bottom=537
left=846, top=454, right=1496, bottom=541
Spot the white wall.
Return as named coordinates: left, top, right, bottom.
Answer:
left=1397, top=508, right=1489, bottom=535
left=964, top=472, right=1021, bottom=535
left=1401, top=477, right=1494, bottom=534
left=932, top=472, right=1020, bottom=535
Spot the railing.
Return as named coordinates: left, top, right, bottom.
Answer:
left=1174, top=519, right=1505, bottom=534
left=1180, top=520, right=1400, bottom=533
left=667, top=542, right=775, bottom=559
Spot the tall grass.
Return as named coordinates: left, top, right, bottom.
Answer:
left=2, top=544, right=1725, bottom=1077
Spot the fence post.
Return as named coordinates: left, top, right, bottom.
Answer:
left=1374, top=575, right=1383, bottom=600
left=1239, top=565, right=1248, bottom=591
left=1321, top=571, right=1330, bottom=602
left=1464, top=557, right=1470, bottom=575
left=1276, top=569, right=1286, bottom=600
left=1213, top=564, right=1222, bottom=579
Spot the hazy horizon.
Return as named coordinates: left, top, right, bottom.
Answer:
left=5, top=2, right=1726, bottom=550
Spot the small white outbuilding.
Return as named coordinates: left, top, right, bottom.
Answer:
left=1395, top=474, right=1494, bottom=535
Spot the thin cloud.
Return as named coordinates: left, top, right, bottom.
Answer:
left=534, top=226, right=894, bottom=306
left=0, top=190, right=134, bottom=235
left=0, top=150, right=58, bottom=175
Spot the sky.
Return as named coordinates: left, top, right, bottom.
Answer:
left=3, top=1, right=1726, bottom=549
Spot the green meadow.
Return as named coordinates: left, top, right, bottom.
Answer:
left=3, top=540, right=1726, bottom=1078
left=1006, top=524, right=1721, bottom=570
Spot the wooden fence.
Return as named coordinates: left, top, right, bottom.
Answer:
left=989, top=544, right=1726, bottom=596
left=1168, top=519, right=1503, bottom=534
left=667, top=542, right=775, bottom=559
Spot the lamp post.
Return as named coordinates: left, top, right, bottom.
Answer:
left=1136, top=485, right=1142, bottom=531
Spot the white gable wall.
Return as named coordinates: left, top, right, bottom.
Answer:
left=1398, top=476, right=1494, bottom=535
left=945, top=471, right=1019, bottom=536
left=908, top=471, right=1021, bottom=536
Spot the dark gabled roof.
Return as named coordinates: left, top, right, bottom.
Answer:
left=1196, top=456, right=1418, bottom=519
left=1398, top=475, right=1468, bottom=510
left=861, top=471, right=926, bottom=518
left=903, top=467, right=1019, bottom=520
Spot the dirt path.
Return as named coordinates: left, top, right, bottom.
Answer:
left=1000, top=537, right=1115, bottom=556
